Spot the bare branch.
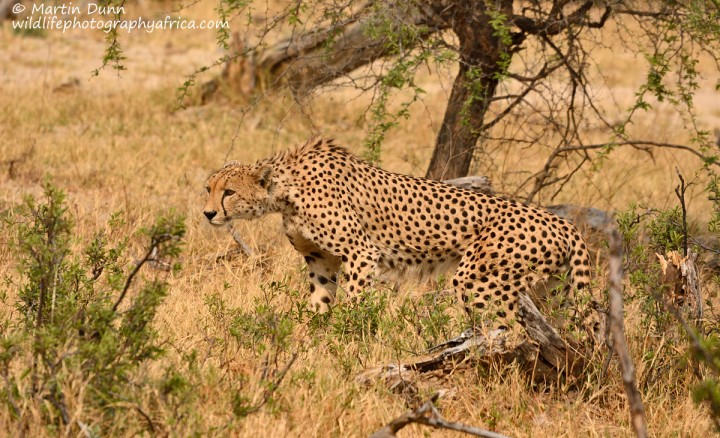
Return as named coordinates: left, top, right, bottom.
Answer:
left=226, top=224, right=253, bottom=255
left=206, top=1, right=449, bottom=99
left=674, top=168, right=690, bottom=257
left=113, top=233, right=175, bottom=312
left=608, top=230, right=648, bottom=438
left=556, top=141, right=719, bottom=167
left=511, top=1, right=595, bottom=37
left=370, top=394, right=510, bottom=438
left=134, top=405, right=156, bottom=434
left=525, top=139, right=719, bottom=204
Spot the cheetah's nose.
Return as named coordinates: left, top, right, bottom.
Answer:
left=204, top=210, right=217, bottom=221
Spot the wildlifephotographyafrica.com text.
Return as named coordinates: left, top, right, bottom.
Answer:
left=10, top=2, right=228, bottom=33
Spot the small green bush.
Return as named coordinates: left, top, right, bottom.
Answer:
left=617, top=176, right=720, bottom=430
left=0, top=181, right=185, bottom=434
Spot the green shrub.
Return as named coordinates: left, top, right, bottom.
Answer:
left=616, top=177, right=720, bottom=430
left=0, top=181, right=185, bottom=434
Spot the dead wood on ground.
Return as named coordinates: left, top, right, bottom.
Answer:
left=357, top=293, right=590, bottom=392
left=443, top=176, right=615, bottom=230
left=656, top=250, right=703, bottom=323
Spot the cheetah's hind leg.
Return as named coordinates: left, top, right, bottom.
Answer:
left=450, top=247, right=529, bottom=345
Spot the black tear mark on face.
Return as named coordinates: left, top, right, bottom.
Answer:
left=220, top=179, right=231, bottom=218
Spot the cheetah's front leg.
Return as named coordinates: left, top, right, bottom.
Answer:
left=286, top=233, right=341, bottom=313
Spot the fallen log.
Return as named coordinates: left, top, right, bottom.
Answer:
left=442, top=176, right=615, bottom=230
left=357, top=293, right=590, bottom=389
left=545, top=204, right=615, bottom=230
left=201, top=2, right=449, bottom=102
left=442, top=176, right=494, bottom=195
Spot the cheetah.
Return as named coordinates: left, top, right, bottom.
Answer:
left=204, top=137, right=598, bottom=335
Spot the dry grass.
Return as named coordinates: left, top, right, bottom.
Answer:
left=1, top=2, right=719, bottom=437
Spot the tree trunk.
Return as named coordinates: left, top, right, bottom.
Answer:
left=425, top=1, right=508, bottom=179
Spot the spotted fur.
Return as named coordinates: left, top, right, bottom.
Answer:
left=204, top=137, right=597, bottom=333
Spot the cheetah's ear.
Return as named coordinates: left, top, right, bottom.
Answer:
left=256, top=165, right=273, bottom=189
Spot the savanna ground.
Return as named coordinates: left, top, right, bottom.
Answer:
left=1, top=1, right=720, bottom=437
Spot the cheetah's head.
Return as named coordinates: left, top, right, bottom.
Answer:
left=203, top=162, right=273, bottom=226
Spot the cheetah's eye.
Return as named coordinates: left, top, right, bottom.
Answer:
left=205, top=186, right=211, bottom=194
left=224, top=189, right=236, bottom=196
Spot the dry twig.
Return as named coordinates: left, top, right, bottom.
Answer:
left=369, top=393, right=510, bottom=438
left=214, top=222, right=255, bottom=262
left=241, top=352, right=298, bottom=416
left=608, top=229, right=648, bottom=438
left=674, top=167, right=691, bottom=257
